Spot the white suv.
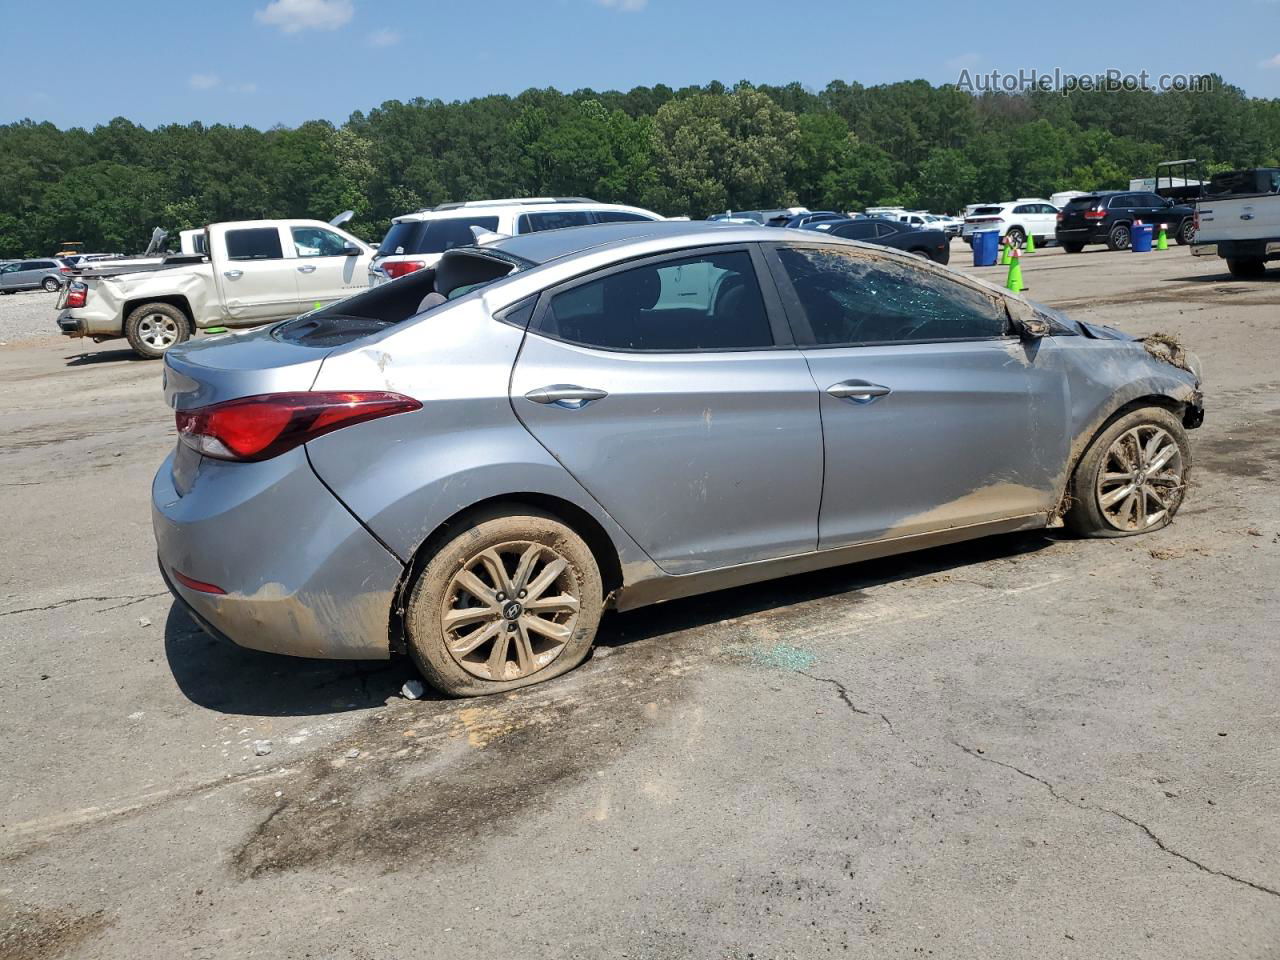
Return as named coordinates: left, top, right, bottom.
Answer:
left=961, top=198, right=1059, bottom=247
left=370, top=197, right=664, bottom=284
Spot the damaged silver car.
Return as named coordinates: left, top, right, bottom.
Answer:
left=152, top=221, right=1204, bottom=696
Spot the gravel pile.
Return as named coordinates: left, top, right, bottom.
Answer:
left=0, top=289, right=64, bottom=344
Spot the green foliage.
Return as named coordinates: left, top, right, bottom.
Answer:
left=1, top=74, right=1278, bottom=257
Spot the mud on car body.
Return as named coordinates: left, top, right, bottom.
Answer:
left=153, top=221, right=1203, bottom=697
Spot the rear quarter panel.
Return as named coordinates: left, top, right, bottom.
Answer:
left=304, top=295, right=659, bottom=583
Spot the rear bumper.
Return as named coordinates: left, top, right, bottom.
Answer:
left=1055, top=226, right=1104, bottom=243
left=56, top=312, right=84, bottom=336
left=152, top=446, right=404, bottom=660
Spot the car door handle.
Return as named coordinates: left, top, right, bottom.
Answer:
left=223, top=270, right=243, bottom=280
left=827, top=380, right=891, bottom=403
left=297, top=264, right=317, bottom=273
left=524, top=385, right=608, bottom=408
left=1240, top=213, right=1254, bottom=220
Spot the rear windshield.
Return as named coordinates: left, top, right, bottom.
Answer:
left=379, top=216, right=500, bottom=257
left=1065, top=196, right=1100, bottom=209
left=971, top=206, right=1003, bottom=216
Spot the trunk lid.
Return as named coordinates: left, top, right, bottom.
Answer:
left=1060, top=196, right=1100, bottom=227
left=163, top=325, right=328, bottom=411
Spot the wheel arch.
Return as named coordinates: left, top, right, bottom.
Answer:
left=123, top=294, right=194, bottom=325
left=1062, top=392, right=1194, bottom=503
left=387, top=492, right=625, bottom=655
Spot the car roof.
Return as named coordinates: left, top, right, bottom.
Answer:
left=484, top=220, right=764, bottom=265
left=393, top=201, right=656, bottom=224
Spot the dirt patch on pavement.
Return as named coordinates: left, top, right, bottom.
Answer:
left=0, top=901, right=110, bottom=960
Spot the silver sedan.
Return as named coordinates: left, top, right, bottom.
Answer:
left=153, top=221, right=1204, bottom=696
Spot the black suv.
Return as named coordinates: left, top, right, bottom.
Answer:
left=1055, top=191, right=1195, bottom=252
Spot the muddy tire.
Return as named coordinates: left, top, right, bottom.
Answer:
left=1062, top=242, right=1085, bottom=254
left=1227, top=258, right=1266, bottom=279
left=1065, top=407, right=1191, bottom=538
left=405, top=506, right=604, bottom=697
left=124, top=302, right=191, bottom=359
left=1106, top=223, right=1131, bottom=251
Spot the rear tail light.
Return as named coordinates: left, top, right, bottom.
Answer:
left=1193, top=209, right=1200, bottom=233
left=172, top=569, right=226, bottom=595
left=1083, top=206, right=1107, bottom=220
left=380, top=260, right=426, bottom=280
left=175, top=391, right=421, bottom=462
left=59, top=266, right=71, bottom=274
left=1056, top=212, right=1064, bottom=223
left=65, top=281, right=87, bottom=309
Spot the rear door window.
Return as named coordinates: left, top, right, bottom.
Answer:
left=1109, top=194, right=1138, bottom=209
left=517, top=211, right=594, bottom=233
left=832, top=221, right=878, bottom=240
left=225, top=228, right=284, bottom=261
left=378, top=216, right=500, bottom=256
left=536, top=249, right=774, bottom=352
left=774, top=245, right=1007, bottom=346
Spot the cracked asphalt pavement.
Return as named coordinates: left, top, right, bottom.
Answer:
left=2, top=245, right=1279, bottom=959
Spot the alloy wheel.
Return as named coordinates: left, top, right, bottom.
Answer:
left=441, top=541, right=581, bottom=682
left=1095, top=424, right=1185, bottom=531
left=137, top=313, right=179, bottom=350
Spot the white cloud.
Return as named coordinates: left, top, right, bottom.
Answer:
left=1262, top=53, right=1280, bottom=69
left=189, top=73, right=220, bottom=90
left=366, top=28, right=401, bottom=47
left=254, top=0, right=354, bottom=33
left=594, top=0, right=647, bottom=11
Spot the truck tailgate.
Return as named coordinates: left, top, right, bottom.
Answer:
left=1196, top=196, right=1280, bottom=243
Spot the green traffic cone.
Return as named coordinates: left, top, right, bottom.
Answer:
left=1024, top=232, right=1036, bottom=254
left=998, top=239, right=1008, bottom=265
left=1156, top=224, right=1169, bottom=251
left=1005, top=249, right=1024, bottom=292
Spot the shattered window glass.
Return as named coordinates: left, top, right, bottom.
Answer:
left=777, top=246, right=1007, bottom=346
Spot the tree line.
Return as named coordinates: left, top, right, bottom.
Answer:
left=1, top=76, right=1278, bottom=257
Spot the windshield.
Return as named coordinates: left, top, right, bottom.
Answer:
left=378, top=216, right=501, bottom=257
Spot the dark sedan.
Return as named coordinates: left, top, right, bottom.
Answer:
left=802, top=217, right=951, bottom=264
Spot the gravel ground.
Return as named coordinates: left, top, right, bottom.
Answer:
left=0, top=288, right=63, bottom=344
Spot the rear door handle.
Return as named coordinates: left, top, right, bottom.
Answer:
left=524, top=384, right=608, bottom=409
left=827, top=380, right=891, bottom=403
left=223, top=269, right=243, bottom=280
left=297, top=264, right=317, bottom=273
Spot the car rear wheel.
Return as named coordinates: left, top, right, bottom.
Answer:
left=124, top=302, right=191, bottom=359
left=42, top=277, right=60, bottom=292
left=1065, top=407, right=1191, bottom=538
left=1062, top=242, right=1085, bottom=254
left=1106, top=224, right=1131, bottom=251
left=405, top=507, right=604, bottom=697
left=1176, top=220, right=1195, bottom=245
left=1005, top=226, right=1025, bottom=248
left=1227, top=258, right=1266, bottom=279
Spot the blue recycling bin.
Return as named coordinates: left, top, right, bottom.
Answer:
left=972, top=230, right=999, bottom=266
left=1130, top=223, right=1154, bottom=253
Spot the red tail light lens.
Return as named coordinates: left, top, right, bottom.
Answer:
left=380, top=260, right=426, bottom=279
left=1083, top=207, right=1107, bottom=220
left=1056, top=212, right=1064, bottom=223
left=65, top=281, right=87, bottom=309
left=175, top=391, right=421, bottom=462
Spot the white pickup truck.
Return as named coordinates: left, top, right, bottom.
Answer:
left=1191, top=167, right=1280, bottom=278
left=57, top=219, right=375, bottom=358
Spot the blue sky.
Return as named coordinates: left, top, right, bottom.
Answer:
left=3, top=0, right=1279, bottom=129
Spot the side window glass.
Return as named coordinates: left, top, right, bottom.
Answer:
left=292, top=227, right=349, bottom=257
left=537, top=250, right=773, bottom=351
left=776, top=246, right=1007, bottom=346
left=522, top=211, right=593, bottom=232
left=592, top=210, right=654, bottom=223
left=225, top=228, right=284, bottom=261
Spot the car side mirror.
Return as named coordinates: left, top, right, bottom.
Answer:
left=342, top=244, right=362, bottom=256
left=1018, top=316, right=1051, bottom=340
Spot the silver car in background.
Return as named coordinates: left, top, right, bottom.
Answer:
left=153, top=221, right=1204, bottom=697
left=0, top=258, right=70, bottom=293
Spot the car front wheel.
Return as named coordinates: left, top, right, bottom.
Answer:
left=1066, top=407, right=1191, bottom=538
left=405, top=506, right=604, bottom=697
